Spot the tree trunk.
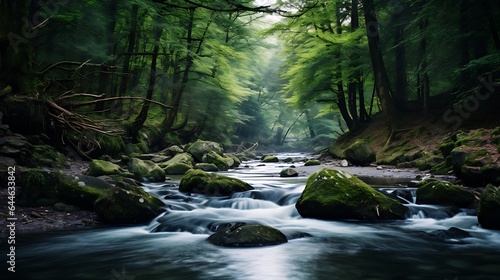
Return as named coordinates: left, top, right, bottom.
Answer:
left=334, top=0, right=353, bottom=130
left=362, top=0, right=397, bottom=132
left=131, top=29, right=161, bottom=140
left=481, top=0, right=500, bottom=50
left=116, top=4, right=139, bottom=113
left=419, top=19, right=430, bottom=114
left=0, top=0, right=34, bottom=92
left=347, top=0, right=360, bottom=129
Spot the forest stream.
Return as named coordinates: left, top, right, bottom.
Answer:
left=9, top=154, right=500, bottom=280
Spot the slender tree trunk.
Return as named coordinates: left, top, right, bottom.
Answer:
left=116, top=4, right=139, bottom=113
left=362, top=0, right=397, bottom=133
left=1, top=0, right=34, bottom=92
left=419, top=19, right=430, bottom=114
left=459, top=0, right=471, bottom=83
left=131, top=29, right=161, bottom=139
left=348, top=0, right=360, bottom=128
left=334, top=0, right=353, bottom=130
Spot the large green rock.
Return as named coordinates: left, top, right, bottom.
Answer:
left=415, top=179, right=476, bottom=208
left=95, top=184, right=165, bottom=224
left=56, top=175, right=113, bottom=210
left=208, top=223, right=288, bottom=247
left=146, top=165, right=166, bottom=182
left=295, top=168, right=407, bottom=220
left=128, top=158, right=150, bottom=180
left=179, top=169, right=254, bottom=196
left=87, top=160, right=122, bottom=177
left=261, top=155, right=279, bottom=163
left=202, top=151, right=230, bottom=170
left=164, top=162, right=192, bottom=175
left=344, top=140, right=376, bottom=166
left=187, top=140, right=224, bottom=162
left=194, top=163, right=219, bottom=172
left=158, top=153, right=194, bottom=169
left=478, top=184, right=500, bottom=230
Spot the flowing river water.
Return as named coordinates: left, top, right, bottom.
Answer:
left=10, top=154, right=500, bottom=279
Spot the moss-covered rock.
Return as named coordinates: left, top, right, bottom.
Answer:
left=187, top=140, right=224, bottom=162
left=344, top=140, right=376, bottom=166
left=203, top=151, right=230, bottom=170
left=261, top=155, right=279, bottom=163
left=415, top=179, right=476, bottom=208
left=280, top=168, right=298, bottom=177
left=179, top=169, right=254, bottom=196
left=128, top=158, right=150, bottom=180
left=158, top=153, right=194, bottom=169
left=304, top=159, right=321, bottom=166
left=477, top=184, right=500, bottom=230
left=207, top=223, right=287, bottom=247
left=159, top=145, right=184, bottom=157
left=295, top=168, right=407, bottom=220
left=56, top=175, right=113, bottom=210
left=164, top=162, right=192, bottom=175
left=86, top=159, right=122, bottom=177
left=94, top=184, right=165, bottom=224
left=224, top=153, right=241, bottom=168
left=194, top=163, right=219, bottom=172
left=146, top=165, right=166, bottom=182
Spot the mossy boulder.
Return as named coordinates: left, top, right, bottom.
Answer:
left=304, top=159, right=321, bottom=166
left=295, top=168, right=407, bottom=220
left=146, top=165, right=166, bottom=182
left=94, top=184, right=165, bottom=224
left=202, top=151, right=235, bottom=170
left=159, top=145, right=184, bottom=157
left=344, top=140, right=376, bottom=166
left=187, top=140, right=224, bottom=162
left=128, top=158, right=151, bottom=180
left=224, top=153, right=241, bottom=168
left=477, top=184, right=500, bottom=230
left=179, top=169, right=254, bottom=196
left=415, top=179, right=476, bottom=208
left=56, top=175, right=113, bottom=210
left=261, top=155, right=279, bottom=163
left=280, top=168, right=298, bottom=177
left=158, top=153, right=194, bottom=169
left=86, top=159, right=122, bottom=177
left=451, top=146, right=500, bottom=187
left=164, top=162, right=192, bottom=175
left=207, top=223, right=287, bottom=247
left=195, top=163, right=219, bottom=172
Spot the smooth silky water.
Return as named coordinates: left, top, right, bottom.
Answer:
left=9, top=154, right=500, bottom=279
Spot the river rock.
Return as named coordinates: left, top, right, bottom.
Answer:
left=128, top=158, right=150, bottom=180
left=202, top=151, right=231, bottom=170
left=86, top=159, right=122, bottom=177
left=415, top=179, right=476, bottom=208
left=207, top=223, right=288, bottom=247
left=187, top=140, right=224, bottom=162
left=304, top=159, right=321, bottom=166
left=194, top=163, right=219, bottom=172
left=295, top=168, right=407, bottom=220
left=179, top=169, right=254, bottom=196
left=159, top=145, right=184, bottom=157
left=224, top=153, right=241, bottom=168
left=95, top=183, right=165, bottom=224
left=280, top=168, right=298, bottom=177
left=428, top=227, right=472, bottom=240
left=164, top=162, right=192, bottom=175
left=261, top=155, right=279, bottom=163
left=159, top=153, right=194, bottom=169
left=477, top=184, right=500, bottom=230
left=146, top=165, right=166, bottom=182
left=344, top=140, right=376, bottom=166
left=56, top=175, right=113, bottom=210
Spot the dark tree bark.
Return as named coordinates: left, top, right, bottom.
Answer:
left=131, top=28, right=161, bottom=139
left=362, top=0, right=397, bottom=133
left=347, top=0, right=360, bottom=129
left=116, top=4, right=139, bottom=113
left=481, top=0, right=500, bottom=50
left=334, top=0, right=353, bottom=130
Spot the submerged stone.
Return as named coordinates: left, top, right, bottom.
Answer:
left=207, top=223, right=288, bottom=247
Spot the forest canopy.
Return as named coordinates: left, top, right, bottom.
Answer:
left=1, top=0, right=499, bottom=155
